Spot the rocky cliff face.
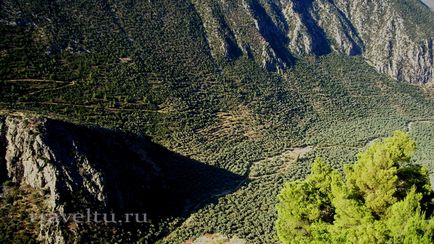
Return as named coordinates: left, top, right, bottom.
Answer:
left=335, top=0, right=434, bottom=84
left=0, top=116, right=160, bottom=242
left=2, top=116, right=158, bottom=211
left=0, top=115, right=243, bottom=243
left=193, top=0, right=434, bottom=83
left=1, top=0, right=432, bottom=83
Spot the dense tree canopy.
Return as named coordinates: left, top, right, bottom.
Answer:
left=276, top=131, right=434, bottom=243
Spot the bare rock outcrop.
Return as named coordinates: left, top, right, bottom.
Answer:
left=193, top=0, right=434, bottom=83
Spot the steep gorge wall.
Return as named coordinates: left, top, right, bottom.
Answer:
left=193, top=0, right=434, bottom=83
left=334, top=0, right=434, bottom=84
left=1, top=0, right=431, bottom=83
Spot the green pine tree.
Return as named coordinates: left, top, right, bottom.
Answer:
left=276, top=131, right=434, bottom=244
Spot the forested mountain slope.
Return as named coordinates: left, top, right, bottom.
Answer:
left=1, top=0, right=433, bottom=83
left=1, top=0, right=434, bottom=243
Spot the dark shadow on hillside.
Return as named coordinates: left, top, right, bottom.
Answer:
left=269, top=1, right=290, bottom=32
left=328, top=0, right=364, bottom=55
left=292, top=0, right=331, bottom=55
left=248, top=0, right=295, bottom=66
left=206, top=2, right=243, bottom=60
left=41, top=119, right=245, bottom=220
